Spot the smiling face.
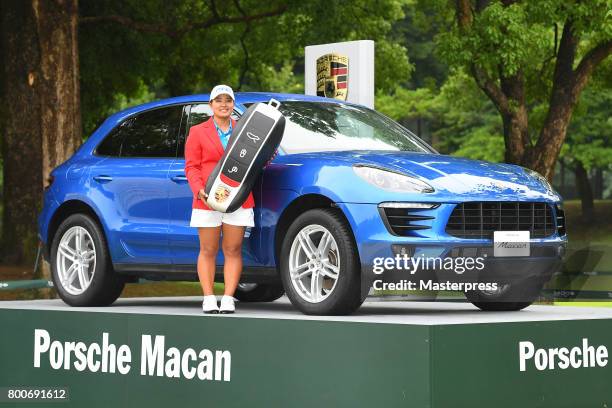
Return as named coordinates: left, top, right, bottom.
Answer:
left=209, top=94, right=234, bottom=120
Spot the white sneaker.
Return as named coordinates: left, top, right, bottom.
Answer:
left=202, top=295, right=219, bottom=314
left=219, top=295, right=236, bottom=314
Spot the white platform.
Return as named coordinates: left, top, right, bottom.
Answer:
left=1, top=296, right=611, bottom=325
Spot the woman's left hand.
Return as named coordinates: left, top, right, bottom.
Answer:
left=198, top=189, right=208, bottom=201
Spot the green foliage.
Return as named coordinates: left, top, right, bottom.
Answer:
left=76, top=0, right=611, bottom=176
left=437, top=0, right=612, bottom=82
left=435, top=71, right=502, bottom=159
left=427, top=0, right=612, bottom=174
left=375, top=39, right=414, bottom=92
left=246, top=61, right=304, bottom=94
left=377, top=70, right=504, bottom=162
left=376, top=87, right=439, bottom=121
left=452, top=128, right=504, bottom=162
left=79, top=0, right=412, bottom=136
left=390, top=0, right=449, bottom=87
left=438, top=2, right=548, bottom=78
left=558, top=57, right=612, bottom=170
left=564, top=86, right=612, bottom=170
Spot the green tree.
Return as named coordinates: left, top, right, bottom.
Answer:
left=1, top=0, right=81, bottom=268
left=437, top=0, right=612, bottom=180
left=390, top=0, right=448, bottom=88
left=1, top=0, right=413, bottom=266
left=562, top=84, right=612, bottom=221
left=377, top=70, right=504, bottom=162
left=79, top=0, right=413, bottom=135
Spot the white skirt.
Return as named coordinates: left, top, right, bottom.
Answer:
left=189, top=207, right=255, bottom=228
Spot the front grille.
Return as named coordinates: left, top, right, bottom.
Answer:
left=379, top=207, right=434, bottom=237
left=446, top=202, right=555, bottom=239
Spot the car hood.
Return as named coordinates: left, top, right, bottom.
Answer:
left=289, top=150, right=560, bottom=202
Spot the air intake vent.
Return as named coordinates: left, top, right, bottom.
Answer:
left=446, top=202, right=555, bottom=239
left=555, top=204, right=566, bottom=236
left=379, top=205, right=435, bottom=237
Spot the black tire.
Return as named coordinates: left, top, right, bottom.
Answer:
left=280, top=208, right=363, bottom=315
left=234, top=283, right=285, bottom=302
left=50, top=213, right=125, bottom=306
left=465, top=280, right=544, bottom=311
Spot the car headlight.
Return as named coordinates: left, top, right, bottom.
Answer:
left=353, top=165, right=434, bottom=193
left=523, top=168, right=553, bottom=191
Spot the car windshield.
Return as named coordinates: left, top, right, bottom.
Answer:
left=246, top=101, right=433, bottom=154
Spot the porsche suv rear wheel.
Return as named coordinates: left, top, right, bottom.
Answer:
left=234, top=283, right=285, bottom=302
left=280, top=208, right=363, bottom=315
left=50, top=213, right=125, bottom=306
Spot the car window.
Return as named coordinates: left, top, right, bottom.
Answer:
left=119, top=105, right=183, bottom=158
left=259, top=101, right=434, bottom=154
left=186, top=103, right=240, bottom=129
left=187, top=103, right=214, bottom=129
left=177, top=103, right=240, bottom=158
left=95, top=118, right=134, bottom=156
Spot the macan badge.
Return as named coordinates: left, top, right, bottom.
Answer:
left=316, top=53, right=348, bottom=101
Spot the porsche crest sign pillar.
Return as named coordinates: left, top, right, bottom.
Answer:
left=305, top=40, right=374, bottom=108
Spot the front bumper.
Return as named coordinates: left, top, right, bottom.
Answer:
left=337, top=202, right=567, bottom=295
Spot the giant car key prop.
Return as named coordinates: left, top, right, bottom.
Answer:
left=205, top=99, right=285, bottom=213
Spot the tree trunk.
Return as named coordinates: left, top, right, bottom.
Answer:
left=1, top=1, right=43, bottom=267
left=574, top=161, right=594, bottom=224
left=502, top=109, right=529, bottom=165
left=594, top=168, right=603, bottom=199
left=499, top=72, right=530, bottom=165
left=1, top=0, right=81, bottom=274
left=522, top=94, right=574, bottom=180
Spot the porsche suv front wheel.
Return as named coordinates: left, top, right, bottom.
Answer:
left=280, top=208, right=363, bottom=315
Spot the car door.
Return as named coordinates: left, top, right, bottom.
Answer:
left=168, top=103, right=261, bottom=267
left=89, top=105, right=183, bottom=266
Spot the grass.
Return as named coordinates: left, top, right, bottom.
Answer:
left=553, top=301, right=612, bottom=307
left=0, top=262, right=225, bottom=301
left=121, top=281, right=225, bottom=298
left=0, top=281, right=225, bottom=301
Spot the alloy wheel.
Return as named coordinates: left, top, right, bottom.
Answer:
left=288, top=224, right=340, bottom=303
left=56, top=226, right=97, bottom=295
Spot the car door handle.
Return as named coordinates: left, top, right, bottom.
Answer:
left=93, top=175, right=113, bottom=183
left=171, top=175, right=188, bottom=183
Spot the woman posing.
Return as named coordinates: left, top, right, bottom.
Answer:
left=184, top=85, right=255, bottom=314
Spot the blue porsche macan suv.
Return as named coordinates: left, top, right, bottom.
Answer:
left=38, top=93, right=567, bottom=315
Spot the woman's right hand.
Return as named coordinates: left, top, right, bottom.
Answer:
left=198, top=189, right=208, bottom=201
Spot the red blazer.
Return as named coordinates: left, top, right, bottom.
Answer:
left=184, top=117, right=255, bottom=211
